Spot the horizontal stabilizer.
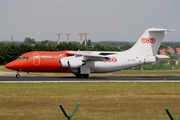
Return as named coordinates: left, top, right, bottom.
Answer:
left=156, top=55, right=169, bottom=59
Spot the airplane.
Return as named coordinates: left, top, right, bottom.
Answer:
left=5, top=28, right=175, bottom=78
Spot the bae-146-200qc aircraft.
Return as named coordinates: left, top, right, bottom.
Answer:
left=5, top=28, right=175, bottom=78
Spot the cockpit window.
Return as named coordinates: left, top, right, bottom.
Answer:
left=25, top=57, right=29, bottom=60
left=17, top=56, right=22, bottom=59
left=17, top=56, right=29, bottom=60
left=23, top=57, right=29, bottom=60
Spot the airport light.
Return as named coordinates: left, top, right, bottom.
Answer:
left=79, top=33, right=84, bottom=44
left=83, top=32, right=88, bottom=46
left=65, top=33, right=71, bottom=43
left=56, top=33, right=62, bottom=44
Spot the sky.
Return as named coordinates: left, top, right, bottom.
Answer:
left=0, top=0, right=180, bottom=42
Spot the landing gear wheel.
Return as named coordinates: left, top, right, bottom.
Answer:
left=16, top=74, right=20, bottom=78
left=75, top=68, right=89, bottom=78
left=75, top=74, right=82, bottom=78
left=82, top=74, right=89, bottom=78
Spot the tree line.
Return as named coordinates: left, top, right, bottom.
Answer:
left=0, top=37, right=121, bottom=65
left=1, top=37, right=179, bottom=65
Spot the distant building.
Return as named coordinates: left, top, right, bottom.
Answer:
left=159, top=49, right=166, bottom=55
left=175, top=48, right=180, bottom=54
left=159, top=46, right=175, bottom=56
left=175, top=48, right=180, bottom=58
left=166, top=46, right=175, bottom=56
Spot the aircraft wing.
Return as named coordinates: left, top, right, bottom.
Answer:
left=66, top=51, right=110, bottom=61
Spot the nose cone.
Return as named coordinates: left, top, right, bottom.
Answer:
left=5, top=62, right=13, bottom=69
left=5, top=61, right=19, bottom=70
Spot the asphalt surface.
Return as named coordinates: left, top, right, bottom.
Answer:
left=0, top=76, right=180, bottom=82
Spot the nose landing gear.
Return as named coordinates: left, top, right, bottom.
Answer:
left=16, top=71, right=20, bottom=78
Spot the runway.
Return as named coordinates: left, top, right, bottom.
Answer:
left=0, top=76, right=180, bottom=82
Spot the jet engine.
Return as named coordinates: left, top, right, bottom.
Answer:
left=60, top=58, right=85, bottom=68
left=68, top=59, right=84, bottom=68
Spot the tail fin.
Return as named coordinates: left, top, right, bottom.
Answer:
left=127, top=28, right=174, bottom=56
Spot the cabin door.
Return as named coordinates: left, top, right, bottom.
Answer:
left=33, top=53, right=40, bottom=66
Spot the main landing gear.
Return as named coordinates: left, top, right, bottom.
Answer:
left=16, top=71, right=20, bottom=78
left=75, top=67, right=90, bottom=78
left=75, top=74, right=89, bottom=78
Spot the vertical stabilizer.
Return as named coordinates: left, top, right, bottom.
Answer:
left=127, top=28, right=171, bottom=56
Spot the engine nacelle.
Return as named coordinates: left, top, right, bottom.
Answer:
left=68, top=59, right=84, bottom=68
left=60, top=58, right=84, bottom=68
left=60, top=58, right=69, bottom=68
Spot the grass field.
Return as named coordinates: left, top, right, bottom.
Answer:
left=0, top=82, right=180, bottom=120
left=1, top=66, right=180, bottom=119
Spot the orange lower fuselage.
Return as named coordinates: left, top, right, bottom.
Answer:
left=5, top=51, right=72, bottom=72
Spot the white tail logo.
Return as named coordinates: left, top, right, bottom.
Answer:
left=141, top=38, right=156, bottom=44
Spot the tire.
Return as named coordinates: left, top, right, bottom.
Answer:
left=16, top=74, right=20, bottom=78
left=75, top=74, right=82, bottom=78
left=82, top=74, right=89, bottom=78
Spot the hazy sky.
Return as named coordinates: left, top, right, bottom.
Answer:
left=0, top=0, right=179, bottom=42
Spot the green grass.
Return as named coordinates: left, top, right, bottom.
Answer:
left=0, top=82, right=180, bottom=120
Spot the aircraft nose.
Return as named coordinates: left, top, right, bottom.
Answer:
left=5, top=62, right=13, bottom=69
left=5, top=61, right=20, bottom=70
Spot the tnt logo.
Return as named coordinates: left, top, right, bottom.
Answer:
left=104, top=57, right=117, bottom=63
left=141, top=38, right=156, bottom=44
